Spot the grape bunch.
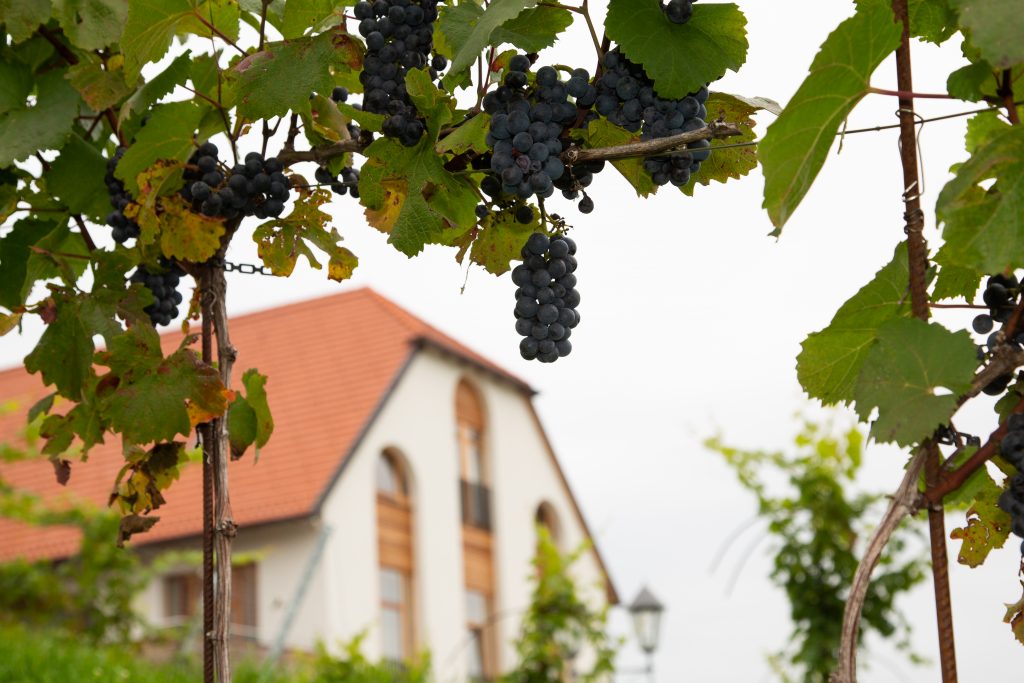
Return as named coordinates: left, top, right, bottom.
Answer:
left=180, top=144, right=292, bottom=220
left=354, top=0, right=446, bottom=147
left=482, top=54, right=592, bottom=209
left=316, top=165, right=361, bottom=198
left=998, top=414, right=1024, bottom=549
left=971, top=273, right=1021, bottom=395
left=130, top=261, right=185, bottom=327
left=661, top=0, right=695, bottom=24
left=511, top=233, right=580, bottom=363
left=105, top=147, right=141, bottom=244
left=590, top=47, right=711, bottom=187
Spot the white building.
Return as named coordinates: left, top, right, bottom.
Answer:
left=0, top=288, right=617, bottom=680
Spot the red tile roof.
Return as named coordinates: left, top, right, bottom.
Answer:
left=0, top=288, right=527, bottom=561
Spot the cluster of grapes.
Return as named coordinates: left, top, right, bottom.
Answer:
left=181, top=144, right=292, bottom=220
left=661, top=0, right=695, bottom=24
left=553, top=160, right=603, bottom=213
left=130, top=261, right=185, bottom=327
left=475, top=197, right=535, bottom=225
left=971, top=273, right=1022, bottom=395
left=591, top=48, right=710, bottom=187
left=511, top=233, right=581, bottom=363
left=355, top=0, right=446, bottom=147
left=314, top=87, right=364, bottom=198
left=105, top=147, right=141, bottom=244
left=998, top=414, right=1024, bottom=550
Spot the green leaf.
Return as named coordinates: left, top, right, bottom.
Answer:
left=0, top=219, right=52, bottom=309
left=24, top=217, right=90, bottom=293
left=490, top=5, right=574, bottom=53
left=436, top=112, right=491, bottom=156
left=52, top=0, right=126, bottom=50
left=950, top=0, right=1024, bottom=69
left=605, top=0, right=748, bottom=99
left=99, top=330, right=227, bottom=444
left=576, top=119, right=656, bottom=198
left=908, top=0, right=958, bottom=44
left=0, top=0, right=53, bottom=43
left=853, top=318, right=978, bottom=446
left=47, top=134, right=110, bottom=222
left=65, top=58, right=134, bottom=111
left=950, top=475, right=1011, bottom=567
left=946, top=60, right=994, bottom=101
left=467, top=205, right=540, bottom=275
left=759, top=0, right=901, bottom=232
left=931, top=262, right=980, bottom=301
left=797, top=244, right=913, bottom=405
left=443, top=0, right=539, bottom=90
left=227, top=368, right=273, bottom=460
left=936, top=125, right=1024, bottom=275
left=280, top=0, right=337, bottom=38
left=964, top=109, right=1010, bottom=153
left=118, top=52, right=193, bottom=128
left=253, top=188, right=358, bottom=280
left=0, top=69, right=82, bottom=167
left=25, top=291, right=121, bottom=401
left=122, top=0, right=240, bottom=78
left=115, top=100, right=207, bottom=196
left=360, top=70, right=478, bottom=255
left=233, top=33, right=335, bottom=120
left=0, top=57, right=33, bottom=115
left=681, top=91, right=765, bottom=196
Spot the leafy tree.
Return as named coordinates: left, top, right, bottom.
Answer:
left=707, top=419, right=928, bottom=682
left=501, top=527, right=617, bottom=683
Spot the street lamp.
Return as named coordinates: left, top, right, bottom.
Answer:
left=628, top=586, right=664, bottom=683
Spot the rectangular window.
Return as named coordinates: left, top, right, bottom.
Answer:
left=163, top=564, right=257, bottom=635
left=380, top=567, right=411, bottom=662
left=465, top=589, right=493, bottom=681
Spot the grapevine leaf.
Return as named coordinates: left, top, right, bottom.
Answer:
left=0, top=57, right=33, bottom=115
left=468, top=206, right=539, bottom=275
left=759, top=0, right=901, bottom=232
left=0, top=69, right=82, bottom=168
left=0, top=0, right=53, bottom=43
left=682, top=92, right=764, bottom=196
left=1005, top=586, right=1024, bottom=646
left=0, top=312, right=20, bottom=336
left=853, top=318, right=978, bottom=447
left=336, top=101, right=385, bottom=133
left=233, top=33, right=335, bottom=121
left=304, top=94, right=352, bottom=145
left=46, top=134, right=110, bottom=222
left=443, top=0, right=539, bottom=90
left=65, top=58, right=134, bottom=111
left=122, top=0, right=240, bottom=78
left=0, top=219, right=52, bottom=309
left=797, top=244, right=913, bottom=405
left=115, top=100, right=207, bottom=196
left=117, top=513, right=160, bottom=546
left=40, top=399, right=105, bottom=456
left=950, top=0, right=1024, bottom=69
left=52, top=0, right=126, bottom=50
left=253, top=188, right=358, bottom=280
left=226, top=368, right=273, bottom=460
left=605, top=0, right=748, bottom=100
left=148, top=197, right=225, bottom=263
left=25, top=291, right=122, bottom=401
left=964, top=110, right=1011, bottom=153
left=280, top=0, right=338, bottom=38
left=436, top=112, right=491, bottom=156
left=931, top=262, right=981, bottom=301
left=490, top=5, right=574, bottom=53
left=936, top=125, right=1024, bottom=275
left=576, top=119, right=656, bottom=198
left=908, top=0, right=958, bottom=44
left=361, top=69, right=478, bottom=255
left=949, top=475, right=1011, bottom=567
left=946, top=60, right=994, bottom=101
left=98, top=330, right=227, bottom=444
left=118, top=52, right=193, bottom=127
left=24, top=218, right=90, bottom=293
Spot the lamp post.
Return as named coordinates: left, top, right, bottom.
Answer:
left=628, top=586, right=664, bottom=683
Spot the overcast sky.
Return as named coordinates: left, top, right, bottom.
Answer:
left=3, top=1, right=1022, bottom=680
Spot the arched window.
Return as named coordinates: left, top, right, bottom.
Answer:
left=376, top=449, right=414, bottom=663
left=535, top=502, right=561, bottom=546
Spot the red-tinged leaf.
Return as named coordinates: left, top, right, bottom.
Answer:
left=117, top=513, right=159, bottom=547
left=50, top=457, right=71, bottom=485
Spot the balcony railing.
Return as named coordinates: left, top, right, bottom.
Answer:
left=460, top=480, right=492, bottom=530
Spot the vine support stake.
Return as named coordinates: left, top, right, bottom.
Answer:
left=891, top=0, right=958, bottom=678
left=200, top=261, right=238, bottom=683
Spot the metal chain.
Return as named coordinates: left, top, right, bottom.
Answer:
left=209, top=257, right=276, bottom=277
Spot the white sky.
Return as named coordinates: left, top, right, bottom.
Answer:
left=3, top=1, right=1023, bottom=680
